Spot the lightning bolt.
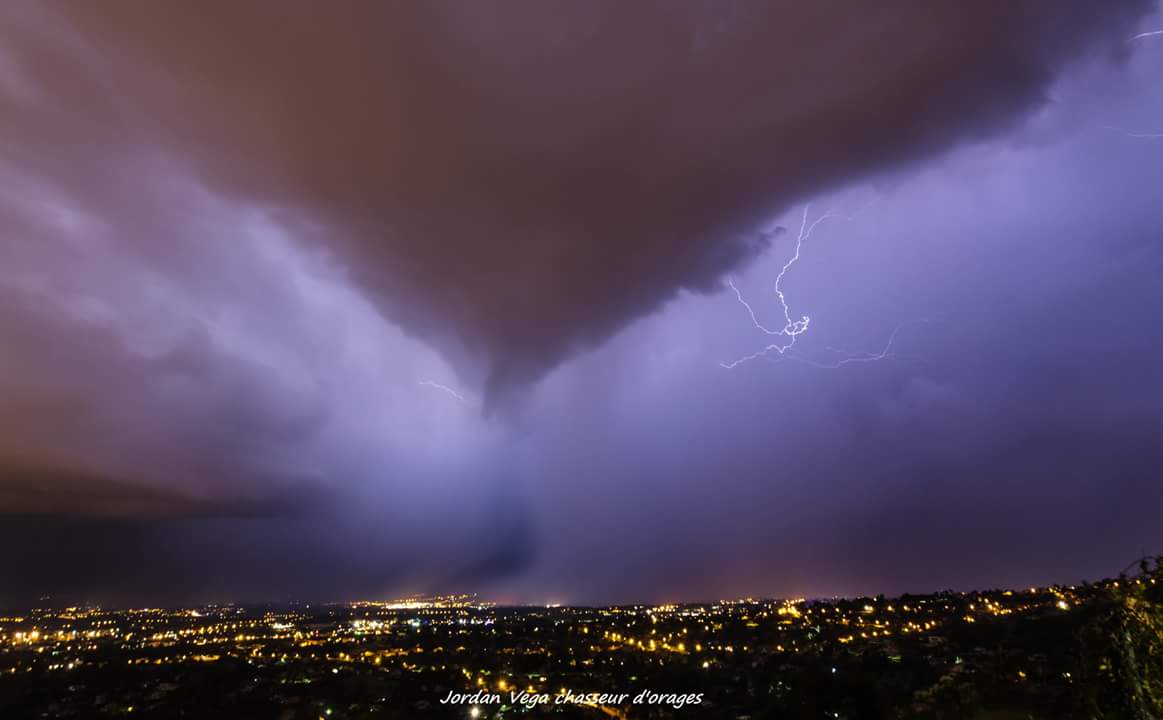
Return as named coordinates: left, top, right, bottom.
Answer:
left=1100, top=124, right=1163, bottom=139
left=1130, top=29, right=1163, bottom=42
left=718, top=205, right=834, bottom=369
left=418, top=380, right=467, bottom=403
left=720, top=203, right=916, bottom=370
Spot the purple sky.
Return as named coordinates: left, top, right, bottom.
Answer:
left=2, top=2, right=1163, bottom=606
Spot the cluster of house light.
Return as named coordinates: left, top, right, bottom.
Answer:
left=0, top=584, right=1092, bottom=679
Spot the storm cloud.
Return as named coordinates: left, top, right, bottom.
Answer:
left=1, top=2, right=1162, bottom=605
left=3, top=1, right=1152, bottom=402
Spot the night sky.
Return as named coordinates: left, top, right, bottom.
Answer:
left=2, top=2, right=1162, bottom=607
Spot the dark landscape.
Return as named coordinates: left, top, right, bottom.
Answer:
left=3, top=559, right=1161, bottom=719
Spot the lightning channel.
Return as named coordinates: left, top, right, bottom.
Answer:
left=718, top=205, right=833, bottom=369
left=1100, top=123, right=1163, bottom=139
left=720, top=203, right=916, bottom=371
left=419, top=380, right=467, bottom=403
left=1130, top=29, right=1163, bottom=42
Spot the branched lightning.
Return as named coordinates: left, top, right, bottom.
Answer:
left=720, top=203, right=915, bottom=371
left=794, top=326, right=906, bottom=369
left=786, top=321, right=932, bottom=369
left=418, top=380, right=467, bottom=403
left=719, top=205, right=836, bottom=369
